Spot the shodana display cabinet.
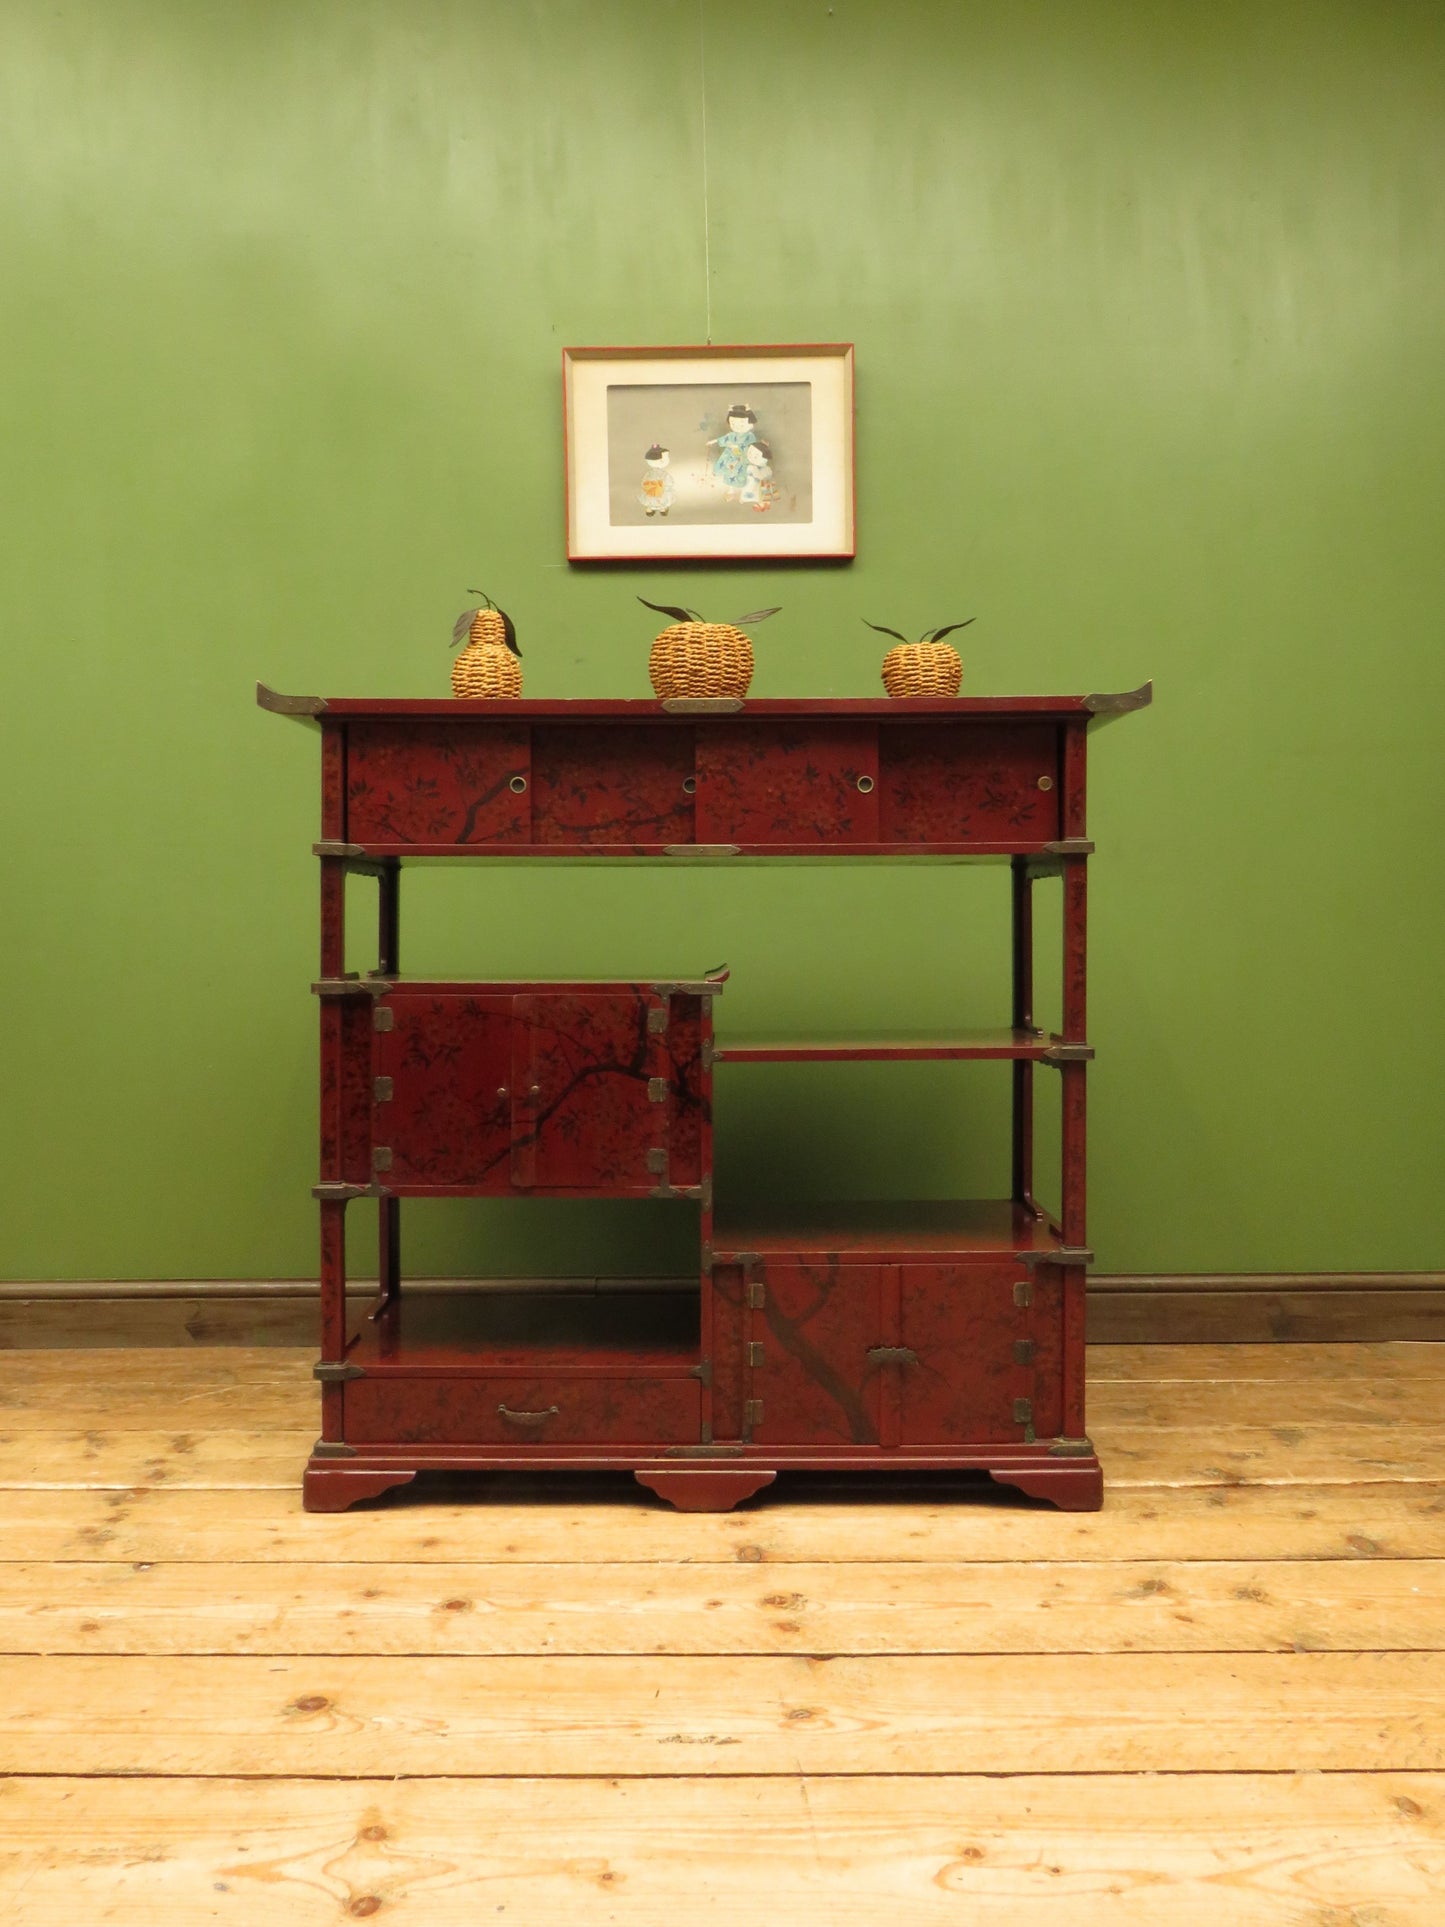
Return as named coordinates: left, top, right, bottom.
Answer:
left=259, top=681, right=1150, bottom=1513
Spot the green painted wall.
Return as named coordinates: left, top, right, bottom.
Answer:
left=4, top=0, right=1442, bottom=1282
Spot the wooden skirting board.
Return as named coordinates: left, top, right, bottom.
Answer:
left=0, top=1272, right=1441, bottom=1347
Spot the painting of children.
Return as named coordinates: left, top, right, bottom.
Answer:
left=602, top=379, right=813, bottom=528
left=638, top=443, right=675, bottom=516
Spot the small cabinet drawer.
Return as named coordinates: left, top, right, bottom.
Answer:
left=344, top=1375, right=701, bottom=1446
left=695, top=723, right=879, bottom=846
left=879, top=723, right=1061, bottom=843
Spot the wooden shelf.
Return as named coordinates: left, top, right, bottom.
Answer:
left=714, top=1029, right=1091, bottom=1064
left=711, top=1199, right=1082, bottom=1264
left=348, top=1286, right=701, bottom=1377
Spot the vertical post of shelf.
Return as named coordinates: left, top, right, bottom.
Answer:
left=1059, top=852, right=1088, bottom=1245
left=318, top=1198, right=347, bottom=1437
left=318, top=723, right=350, bottom=1429
left=319, top=859, right=346, bottom=979
left=1010, top=857, right=1034, bottom=1207
left=1060, top=721, right=1090, bottom=1438
left=375, top=856, right=402, bottom=1318
left=378, top=859, right=400, bottom=977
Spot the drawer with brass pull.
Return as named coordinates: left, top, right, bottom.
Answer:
left=343, top=1374, right=701, bottom=1446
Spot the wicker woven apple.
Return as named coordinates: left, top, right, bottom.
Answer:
left=450, top=592, right=522, bottom=698
left=640, top=597, right=779, bottom=700
left=866, top=618, right=975, bottom=698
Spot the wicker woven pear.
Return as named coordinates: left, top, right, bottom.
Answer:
left=867, top=619, right=975, bottom=698
left=450, top=595, right=522, bottom=698
left=640, top=598, right=779, bottom=700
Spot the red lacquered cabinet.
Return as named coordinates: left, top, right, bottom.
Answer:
left=261, top=683, right=1150, bottom=1512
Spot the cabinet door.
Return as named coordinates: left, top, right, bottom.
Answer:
left=752, top=1261, right=883, bottom=1446
left=896, top=1263, right=1034, bottom=1445
left=376, top=992, right=513, bottom=1190
left=511, top=991, right=668, bottom=1193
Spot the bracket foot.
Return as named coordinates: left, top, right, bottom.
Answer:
left=634, top=1468, right=777, bottom=1512
left=303, top=1463, right=417, bottom=1513
left=989, top=1456, right=1103, bottom=1511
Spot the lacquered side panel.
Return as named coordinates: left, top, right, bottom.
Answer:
left=346, top=720, right=530, bottom=845
left=530, top=725, right=694, bottom=846
left=878, top=723, right=1060, bottom=842
left=338, top=997, right=375, bottom=1185
left=344, top=1375, right=701, bottom=1446
left=695, top=723, right=879, bottom=844
left=1029, top=1265, right=1066, bottom=1440
left=665, top=992, right=708, bottom=1188
left=709, top=1263, right=749, bottom=1441
left=754, top=1261, right=883, bottom=1446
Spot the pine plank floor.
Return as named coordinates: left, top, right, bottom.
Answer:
left=1, top=1342, right=1443, bottom=1922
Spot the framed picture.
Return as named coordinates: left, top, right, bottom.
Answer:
left=563, top=343, right=855, bottom=562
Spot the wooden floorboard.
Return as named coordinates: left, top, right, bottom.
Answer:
left=5, top=1555, right=1444, bottom=1656
left=2, top=1775, right=1442, bottom=1923
left=5, top=1651, right=1443, bottom=1775
left=7, top=1478, right=1442, bottom=1562
left=1, top=1339, right=1443, bottom=1923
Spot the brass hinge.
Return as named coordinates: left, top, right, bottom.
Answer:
left=744, top=1397, right=764, bottom=1429
left=647, top=1005, right=668, bottom=1034
left=748, top=1342, right=765, bottom=1368
left=1041, top=1041, right=1095, bottom=1065
left=1048, top=1437, right=1095, bottom=1458
left=373, top=1007, right=394, bottom=1032
left=747, top=1280, right=765, bottom=1309
left=1014, top=1397, right=1034, bottom=1426
left=648, top=1076, right=668, bottom=1103
left=310, top=1439, right=356, bottom=1460
left=701, top=1241, right=714, bottom=1271
left=313, top=1360, right=365, bottom=1383
left=1013, top=1339, right=1035, bottom=1365
left=1013, top=1279, right=1033, bottom=1308
left=373, top=1076, right=393, bottom=1102
left=372, top=1146, right=393, bottom=1173
left=1021, top=1246, right=1093, bottom=1268
left=700, top=1173, right=713, bottom=1210
left=646, top=1147, right=668, bottom=1175
left=701, top=1038, right=715, bottom=1070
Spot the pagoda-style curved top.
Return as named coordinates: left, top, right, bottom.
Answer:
left=257, top=681, right=1152, bottom=722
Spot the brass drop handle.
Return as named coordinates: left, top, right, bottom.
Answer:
left=866, top=1345, right=918, bottom=1366
left=498, top=1403, right=560, bottom=1425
